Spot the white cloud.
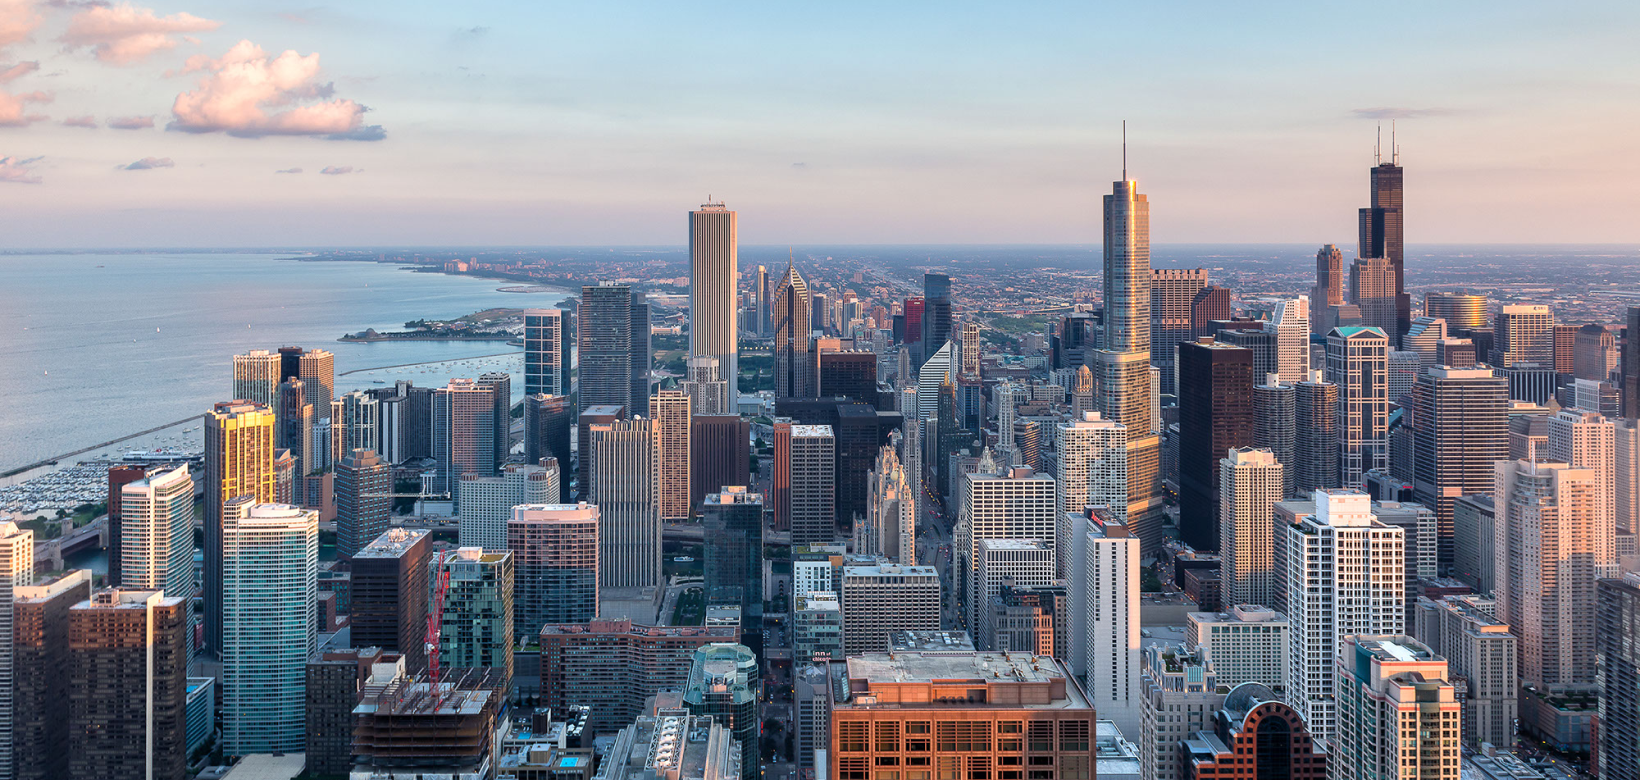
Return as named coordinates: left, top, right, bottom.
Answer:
left=60, top=3, right=221, bottom=65
left=0, top=59, right=37, bottom=82
left=168, top=40, right=385, bottom=140
left=107, top=113, right=153, bottom=129
left=121, top=155, right=172, bottom=169
left=0, top=0, right=42, bottom=58
left=274, top=166, right=301, bottom=173
left=61, top=114, right=96, bottom=127
left=319, top=165, right=354, bottom=175
left=0, top=153, right=42, bottom=183
left=0, top=85, right=49, bottom=126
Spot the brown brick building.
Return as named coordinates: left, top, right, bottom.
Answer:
left=828, top=652, right=1098, bottom=780
left=350, top=527, right=431, bottom=673
left=307, top=647, right=404, bottom=777
left=68, top=589, right=190, bottom=780
left=14, top=570, right=94, bottom=780
left=1181, top=682, right=1328, bottom=779
left=539, top=619, right=737, bottom=735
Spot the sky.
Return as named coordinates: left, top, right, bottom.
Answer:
left=2, top=0, right=1638, bottom=248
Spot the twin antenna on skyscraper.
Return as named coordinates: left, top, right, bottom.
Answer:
left=1374, top=122, right=1400, bottom=166
left=1122, top=119, right=1127, bottom=181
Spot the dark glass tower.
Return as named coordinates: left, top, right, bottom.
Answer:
left=525, top=393, right=574, bottom=503
left=1177, top=341, right=1255, bottom=550
left=921, top=272, right=952, bottom=367
left=577, top=283, right=651, bottom=416
left=1358, top=149, right=1408, bottom=343
left=1409, top=366, right=1508, bottom=574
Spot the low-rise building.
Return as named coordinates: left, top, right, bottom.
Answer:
left=538, top=619, right=737, bottom=735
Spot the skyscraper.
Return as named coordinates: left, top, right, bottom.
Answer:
left=1408, top=366, right=1508, bottom=573
left=1349, top=255, right=1398, bottom=338
left=1055, top=412, right=1127, bottom=578
left=1598, top=574, right=1640, bottom=780
left=275, top=379, right=311, bottom=474
left=1492, top=304, right=1554, bottom=368
left=433, top=548, right=515, bottom=685
left=921, top=272, right=953, bottom=365
left=335, top=449, right=391, bottom=558
left=350, top=527, right=431, bottom=673
left=779, top=423, right=836, bottom=546
left=1425, top=292, right=1487, bottom=331
left=681, top=355, right=731, bottom=415
left=691, top=414, right=751, bottom=510
left=1327, top=326, right=1390, bottom=487
left=476, top=371, right=512, bottom=470
left=839, top=564, right=942, bottom=655
left=1573, top=322, right=1617, bottom=381
left=1402, top=315, right=1446, bottom=369
left=1150, top=267, right=1208, bottom=395
left=754, top=264, right=770, bottom=335
left=117, top=464, right=195, bottom=598
left=773, top=263, right=814, bottom=399
left=1494, top=459, right=1609, bottom=689
left=1624, top=306, right=1640, bottom=420
left=0, top=521, right=33, bottom=777
left=1312, top=244, right=1344, bottom=334
left=1178, top=341, right=1254, bottom=550
left=1191, top=285, right=1231, bottom=340
left=232, top=349, right=282, bottom=408
left=579, top=282, right=651, bottom=415
left=682, top=643, right=760, bottom=780
left=1252, top=374, right=1296, bottom=497
left=1357, top=148, right=1408, bottom=341
left=690, top=201, right=739, bottom=401
left=957, top=455, right=1057, bottom=635
left=1293, top=370, right=1340, bottom=497
left=1548, top=407, right=1617, bottom=542
left=1270, top=296, right=1310, bottom=382
left=651, top=389, right=693, bottom=521
left=523, top=308, right=571, bottom=397
left=509, top=503, right=600, bottom=635
left=1219, top=447, right=1283, bottom=608
left=204, top=400, right=275, bottom=652
left=105, top=464, right=147, bottom=587
left=589, top=417, right=660, bottom=588
left=1068, top=509, right=1142, bottom=736
left=220, top=500, right=318, bottom=755
left=524, top=393, right=573, bottom=503
left=431, top=378, right=497, bottom=507
left=1413, top=594, right=1518, bottom=749
left=576, top=405, right=625, bottom=501
left=1283, top=490, right=1405, bottom=742
left=13, top=570, right=92, bottom=780
left=1332, top=635, right=1460, bottom=780
left=458, top=462, right=556, bottom=551
left=68, top=588, right=189, bottom=780
left=703, top=488, right=763, bottom=617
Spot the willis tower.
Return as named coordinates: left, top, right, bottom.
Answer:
left=1358, top=132, right=1408, bottom=344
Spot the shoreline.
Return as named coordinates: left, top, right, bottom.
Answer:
left=338, top=334, right=520, bottom=344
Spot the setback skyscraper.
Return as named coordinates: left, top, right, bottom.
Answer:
left=1312, top=244, right=1344, bottom=335
left=921, top=272, right=953, bottom=367
left=773, top=263, right=814, bottom=399
left=1326, top=326, right=1390, bottom=487
left=690, top=202, right=739, bottom=400
left=1358, top=146, right=1408, bottom=341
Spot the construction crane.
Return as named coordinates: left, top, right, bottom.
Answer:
left=425, top=548, right=453, bottom=710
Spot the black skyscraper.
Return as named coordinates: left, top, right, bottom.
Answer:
left=525, top=393, right=574, bottom=503
left=1358, top=147, right=1408, bottom=343
left=1177, top=341, right=1254, bottom=551
left=578, top=283, right=651, bottom=417
left=921, top=272, right=952, bottom=367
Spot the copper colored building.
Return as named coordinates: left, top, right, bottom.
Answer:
left=828, top=651, right=1097, bottom=780
left=350, top=527, right=431, bottom=673
left=69, top=589, right=190, bottom=780
left=13, top=570, right=94, bottom=780
left=1182, top=683, right=1327, bottom=780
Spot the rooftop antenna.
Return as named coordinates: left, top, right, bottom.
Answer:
left=1375, top=125, right=1382, bottom=165
left=1122, top=120, right=1128, bottom=181
left=1391, top=120, right=1398, bottom=165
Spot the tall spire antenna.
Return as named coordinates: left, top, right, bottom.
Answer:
left=1375, top=125, right=1381, bottom=165
left=1122, top=119, right=1128, bottom=181
left=1391, top=120, right=1398, bottom=165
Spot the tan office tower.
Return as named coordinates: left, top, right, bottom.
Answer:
left=651, top=390, right=693, bottom=521
left=1424, top=292, right=1488, bottom=331
left=960, top=321, right=981, bottom=375
left=1218, top=447, right=1284, bottom=608
left=1493, top=304, right=1554, bottom=368
left=1313, top=245, right=1345, bottom=333
left=203, top=400, right=275, bottom=653
left=957, top=454, right=1057, bottom=634
left=298, top=348, right=336, bottom=413
left=1333, top=636, right=1461, bottom=780
left=589, top=418, right=660, bottom=588
left=690, top=202, right=738, bottom=400
left=1270, top=296, right=1311, bottom=383
left=1350, top=255, right=1398, bottom=340
left=232, top=349, right=282, bottom=408
left=1326, top=327, right=1390, bottom=487
left=1494, top=459, right=1610, bottom=689
left=772, top=263, right=813, bottom=399
left=1055, top=412, right=1127, bottom=578
left=1151, top=268, right=1209, bottom=396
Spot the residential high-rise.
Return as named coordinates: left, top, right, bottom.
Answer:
left=689, top=202, right=739, bottom=400
left=681, top=355, right=731, bottom=416
left=274, top=379, right=310, bottom=467
left=458, top=461, right=555, bottom=551
left=298, top=348, right=336, bottom=415
left=1312, top=244, right=1344, bottom=334
left=1178, top=341, right=1255, bottom=551
left=773, top=264, right=814, bottom=399
left=1408, top=366, right=1508, bottom=574
left=1598, top=574, right=1640, bottom=780
left=203, top=400, right=275, bottom=653
left=432, top=378, right=497, bottom=501
left=1252, top=374, right=1296, bottom=497
left=1332, top=635, right=1460, bottom=780
left=13, top=570, right=90, bottom=780
left=433, top=547, right=515, bottom=685
left=524, top=393, right=574, bottom=503
left=1425, top=292, right=1487, bottom=331
left=682, top=643, right=759, bottom=780
left=1185, top=605, right=1290, bottom=689
left=921, top=272, right=953, bottom=366
left=754, top=264, right=771, bottom=335
left=575, top=404, right=625, bottom=501
left=1282, top=490, right=1405, bottom=742
left=220, top=500, right=318, bottom=755
left=538, top=618, right=737, bottom=734
left=334, top=448, right=390, bottom=558
left=839, top=564, right=941, bottom=655
left=690, top=414, right=750, bottom=510
left=1492, top=304, right=1554, bottom=368
left=975, top=539, right=1055, bottom=649
left=826, top=652, right=1098, bottom=780
left=1292, top=370, right=1340, bottom=497
left=1179, top=682, right=1328, bottom=780
left=1412, top=594, right=1518, bottom=748
left=590, top=418, right=660, bottom=588
left=579, top=282, right=651, bottom=415
left=703, top=488, right=763, bottom=618
left=1139, top=643, right=1224, bottom=780
left=1549, top=407, right=1617, bottom=540
left=959, top=321, right=982, bottom=374
left=232, top=349, right=282, bottom=408
left=651, top=389, right=693, bottom=521
left=1358, top=149, right=1408, bottom=341
left=476, top=371, right=513, bottom=469
left=509, top=503, right=600, bottom=635
left=1055, top=412, right=1127, bottom=577
left=778, top=423, right=836, bottom=546
left=957, top=455, right=1058, bottom=632
left=1494, top=459, right=1609, bottom=689
left=524, top=308, right=571, bottom=397
left=1350, top=255, right=1398, bottom=339
left=1219, top=448, right=1283, bottom=608
left=351, top=528, right=431, bottom=673
left=306, top=647, right=400, bottom=777
left=332, top=390, right=380, bottom=462
left=0, top=522, right=30, bottom=779
left=117, top=465, right=194, bottom=599
left=1326, top=326, right=1390, bottom=487
left=105, top=464, right=148, bottom=587
left=1151, top=268, right=1209, bottom=395
left=1619, top=419, right=1640, bottom=538
left=1068, top=509, right=1142, bottom=736
left=68, top=589, right=189, bottom=780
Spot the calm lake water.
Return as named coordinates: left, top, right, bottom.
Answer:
left=0, top=253, right=566, bottom=474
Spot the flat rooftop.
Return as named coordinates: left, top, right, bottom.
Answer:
left=841, top=652, right=1088, bottom=710
left=355, top=528, right=430, bottom=558
left=888, top=630, right=975, bottom=652
left=841, top=564, right=937, bottom=578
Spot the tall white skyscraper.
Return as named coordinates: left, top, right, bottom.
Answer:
left=220, top=499, right=318, bottom=755
left=0, top=522, right=33, bottom=780
left=1326, top=326, right=1390, bottom=487
left=1068, top=509, right=1141, bottom=737
left=458, top=462, right=556, bottom=551
left=232, top=349, right=282, bottom=408
left=590, top=417, right=661, bottom=588
left=1218, top=447, right=1283, bottom=608
left=1548, top=407, right=1616, bottom=537
left=956, top=453, right=1057, bottom=633
left=1055, top=412, right=1127, bottom=579
left=975, top=539, right=1055, bottom=650
left=1494, top=459, right=1610, bottom=688
left=1283, top=489, right=1405, bottom=742
left=690, top=201, right=738, bottom=400
left=118, top=464, right=196, bottom=599
left=1268, top=296, right=1311, bottom=383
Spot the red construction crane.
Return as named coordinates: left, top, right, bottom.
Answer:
left=425, top=548, right=453, bottom=709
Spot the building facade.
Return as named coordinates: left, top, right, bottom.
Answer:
left=509, top=503, right=601, bottom=637
left=68, top=589, right=190, bottom=780
left=221, top=500, right=318, bottom=754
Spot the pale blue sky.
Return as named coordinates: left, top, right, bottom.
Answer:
left=2, top=1, right=1637, bottom=247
